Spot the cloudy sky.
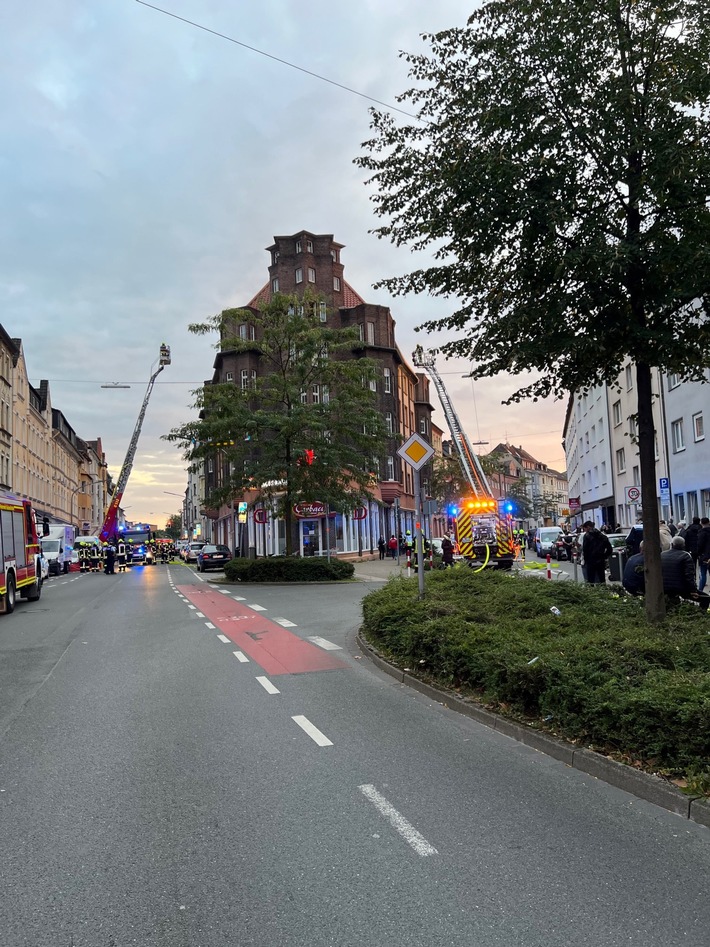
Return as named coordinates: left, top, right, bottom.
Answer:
left=2, top=0, right=566, bottom=528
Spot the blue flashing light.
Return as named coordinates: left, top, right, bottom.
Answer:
left=504, top=502, right=513, bottom=513
left=448, top=505, right=458, bottom=516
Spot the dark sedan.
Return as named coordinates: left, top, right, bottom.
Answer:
left=196, top=544, right=231, bottom=572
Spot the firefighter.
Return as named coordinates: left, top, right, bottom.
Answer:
left=116, top=539, right=126, bottom=573
left=90, top=544, right=101, bottom=573
left=517, top=527, right=526, bottom=560
left=79, top=544, right=90, bottom=573
left=161, top=543, right=169, bottom=564
left=104, top=543, right=115, bottom=575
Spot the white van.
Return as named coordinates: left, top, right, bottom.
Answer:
left=534, top=526, right=563, bottom=558
left=42, top=525, right=76, bottom=575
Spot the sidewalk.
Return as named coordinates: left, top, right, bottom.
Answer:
left=350, top=553, right=410, bottom=582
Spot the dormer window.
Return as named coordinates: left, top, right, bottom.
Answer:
left=306, top=239, right=313, bottom=253
left=295, top=239, right=302, bottom=253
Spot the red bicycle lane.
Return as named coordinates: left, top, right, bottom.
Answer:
left=178, top=585, right=348, bottom=676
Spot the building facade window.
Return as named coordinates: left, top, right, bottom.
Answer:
left=625, top=364, right=633, bottom=390
left=322, top=385, right=330, bottom=405
left=612, top=400, right=622, bottom=426
left=241, top=370, right=249, bottom=390
left=295, top=267, right=303, bottom=284
left=308, top=267, right=316, bottom=283
left=384, top=368, right=392, bottom=393
left=369, top=379, right=377, bottom=392
left=312, top=385, right=320, bottom=404
left=226, top=372, right=233, bottom=382
left=616, top=447, right=626, bottom=473
left=333, top=276, right=341, bottom=291
left=668, top=373, right=681, bottom=390
left=330, top=249, right=338, bottom=262
left=693, top=412, right=704, bottom=441
left=385, top=413, right=393, bottom=434
left=295, top=239, right=302, bottom=253
left=319, top=301, right=327, bottom=322
left=306, top=239, right=313, bottom=253
left=386, top=456, right=395, bottom=480
left=272, top=278, right=279, bottom=292
left=367, top=322, right=375, bottom=345
left=671, top=418, right=685, bottom=452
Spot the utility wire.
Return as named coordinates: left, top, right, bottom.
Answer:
left=134, top=0, right=421, bottom=120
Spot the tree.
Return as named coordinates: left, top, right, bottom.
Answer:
left=166, top=293, right=387, bottom=555
left=428, top=453, right=466, bottom=510
left=164, top=512, right=182, bottom=541
left=357, top=0, right=710, bottom=620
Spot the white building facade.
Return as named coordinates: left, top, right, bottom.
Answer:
left=664, top=369, right=710, bottom=522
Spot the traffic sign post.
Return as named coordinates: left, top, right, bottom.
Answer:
left=397, top=434, right=434, bottom=599
left=625, top=486, right=641, bottom=504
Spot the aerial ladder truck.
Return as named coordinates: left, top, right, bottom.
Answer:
left=413, top=346, right=515, bottom=569
left=99, top=344, right=171, bottom=543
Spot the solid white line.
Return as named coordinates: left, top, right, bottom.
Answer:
left=307, top=635, right=342, bottom=651
left=217, top=634, right=231, bottom=644
left=195, top=611, right=205, bottom=618
left=358, top=784, right=438, bottom=857
left=248, top=604, right=266, bottom=611
left=204, top=622, right=215, bottom=629
left=274, top=618, right=297, bottom=627
left=291, top=715, right=333, bottom=747
left=233, top=651, right=249, bottom=663
left=256, top=676, right=280, bottom=695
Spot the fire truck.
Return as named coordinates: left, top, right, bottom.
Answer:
left=413, top=347, right=515, bottom=570
left=99, top=344, right=170, bottom=543
left=0, top=493, right=43, bottom=614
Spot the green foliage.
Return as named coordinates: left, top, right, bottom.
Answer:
left=165, top=291, right=387, bottom=553
left=361, top=569, right=710, bottom=777
left=224, top=556, right=354, bottom=583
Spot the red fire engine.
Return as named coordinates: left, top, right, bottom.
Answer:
left=0, top=493, right=43, bottom=614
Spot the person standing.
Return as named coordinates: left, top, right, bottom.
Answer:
left=581, top=520, right=612, bottom=585
left=682, top=517, right=702, bottom=576
left=116, top=539, right=126, bottom=573
left=659, top=520, right=673, bottom=551
left=697, top=517, right=710, bottom=592
left=441, top=535, right=455, bottom=568
left=387, top=535, right=398, bottom=559
left=105, top=544, right=115, bottom=575
left=377, top=536, right=386, bottom=560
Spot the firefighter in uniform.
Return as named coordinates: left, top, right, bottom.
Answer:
left=517, top=527, right=526, bottom=560
left=90, top=543, right=101, bottom=573
left=79, top=544, right=90, bottom=573
left=117, top=539, right=127, bottom=573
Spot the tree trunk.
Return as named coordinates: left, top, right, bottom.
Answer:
left=636, top=361, right=665, bottom=622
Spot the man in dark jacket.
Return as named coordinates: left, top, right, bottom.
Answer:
left=661, top=536, right=710, bottom=609
left=622, top=542, right=645, bottom=596
left=581, top=520, right=612, bottom=584
left=683, top=516, right=702, bottom=575
left=697, top=517, right=710, bottom=592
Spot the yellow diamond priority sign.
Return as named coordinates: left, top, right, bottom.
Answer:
left=397, top=432, right=435, bottom=471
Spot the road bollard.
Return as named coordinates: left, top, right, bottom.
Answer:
left=546, top=554, right=552, bottom=580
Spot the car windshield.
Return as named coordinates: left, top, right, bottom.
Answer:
left=540, top=529, right=561, bottom=540
left=41, top=540, right=60, bottom=552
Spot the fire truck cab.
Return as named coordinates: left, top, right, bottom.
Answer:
left=455, top=499, right=515, bottom=570
left=0, top=493, right=43, bottom=613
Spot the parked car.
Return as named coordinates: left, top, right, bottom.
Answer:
left=625, top=525, right=643, bottom=556
left=39, top=552, right=49, bottom=581
left=196, top=544, right=231, bottom=572
left=535, top=527, right=564, bottom=558
left=184, top=542, right=206, bottom=563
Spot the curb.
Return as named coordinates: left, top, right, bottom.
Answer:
left=356, top=632, right=708, bottom=831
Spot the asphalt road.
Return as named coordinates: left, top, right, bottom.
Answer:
left=1, top=563, right=708, bottom=946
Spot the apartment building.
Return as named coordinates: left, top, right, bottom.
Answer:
left=201, top=230, right=434, bottom=556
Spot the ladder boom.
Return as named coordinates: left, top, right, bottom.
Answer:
left=99, top=344, right=171, bottom=541
left=413, top=346, right=492, bottom=497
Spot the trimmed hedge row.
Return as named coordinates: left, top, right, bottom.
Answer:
left=224, top=556, right=354, bottom=583
left=361, top=568, right=710, bottom=777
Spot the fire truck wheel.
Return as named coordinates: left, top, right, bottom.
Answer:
left=26, top=570, right=42, bottom=601
left=5, top=573, right=16, bottom=613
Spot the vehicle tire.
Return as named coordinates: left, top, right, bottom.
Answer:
left=26, top=570, right=42, bottom=602
left=5, top=573, right=16, bottom=613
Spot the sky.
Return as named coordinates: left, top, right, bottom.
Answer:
left=2, top=0, right=567, bottom=528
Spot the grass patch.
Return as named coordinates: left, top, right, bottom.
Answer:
left=224, top=556, right=354, bottom=583
left=361, top=568, right=710, bottom=783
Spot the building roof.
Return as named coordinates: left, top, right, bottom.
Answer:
left=247, top=279, right=366, bottom=311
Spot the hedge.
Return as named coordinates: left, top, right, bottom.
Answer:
left=361, top=568, right=710, bottom=777
left=224, top=556, right=354, bottom=583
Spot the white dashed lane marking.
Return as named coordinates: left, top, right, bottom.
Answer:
left=292, top=715, right=333, bottom=747
left=248, top=604, right=266, bottom=611
left=308, top=636, right=342, bottom=651
left=217, top=634, right=231, bottom=644
left=205, top=622, right=215, bottom=630
left=359, top=784, right=438, bottom=858
left=233, top=651, right=249, bottom=663
left=274, top=618, right=297, bottom=627
left=256, top=676, right=280, bottom=695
